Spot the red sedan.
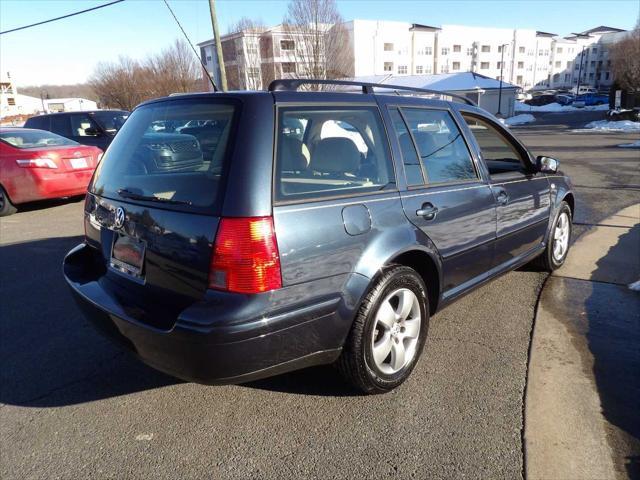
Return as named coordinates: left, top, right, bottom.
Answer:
left=0, top=127, right=102, bottom=216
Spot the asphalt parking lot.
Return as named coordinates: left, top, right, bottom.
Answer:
left=1, top=111, right=638, bottom=479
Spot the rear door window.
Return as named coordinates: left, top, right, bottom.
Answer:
left=70, top=114, right=100, bottom=137
left=50, top=115, right=72, bottom=137
left=275, top=106, right=395, bottom=202
left=91, top=99, right=237, bottom=213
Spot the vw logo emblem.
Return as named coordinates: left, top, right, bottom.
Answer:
left=114, top=207, right=125, bottom=229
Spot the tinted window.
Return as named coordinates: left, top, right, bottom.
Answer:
left=388, top=108, right=424, bottom=186
left=50, top=115, right=72, bottom=137
left=275, top=106, right=394, bottom=201
left=92, top=111, right=129, bottom=133
left=70, top=114, right=100, bottom=137
left=25, top=116, right=49, bottom=131
left=91, top=100, right=237, bottom=213
left=462, top=114, right=527, bottom=177
left=0, top=129, right=78, bottom=148
left=399, top=108, right=477, bottom=184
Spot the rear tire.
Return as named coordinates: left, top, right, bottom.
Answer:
left=533, top=201, right=572, bottom=271
left=337, top=265, right=429, bottom=394
left=0, top=185, right=17, bottom=217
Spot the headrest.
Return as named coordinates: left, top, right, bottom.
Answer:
left=280, top=136, right=308, bottom=171
left=310, top=137, right=360, bottom=174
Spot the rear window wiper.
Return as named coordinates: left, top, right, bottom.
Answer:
left=117, top=188, right=193, bottom=206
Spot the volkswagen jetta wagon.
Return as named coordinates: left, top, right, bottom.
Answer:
left=64, top=79, right=574, bottom=393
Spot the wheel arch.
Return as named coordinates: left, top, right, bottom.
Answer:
left=387, top=249, right=441, bottom=314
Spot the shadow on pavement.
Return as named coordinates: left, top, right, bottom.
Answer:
left=0, top=236, right=176, bottom=408
left=13, top=195, right=85, bottom=214
left=585, top=224, right=640, bottom=479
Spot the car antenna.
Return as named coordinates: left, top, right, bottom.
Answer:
left=162, top=0, right=218, bottom=92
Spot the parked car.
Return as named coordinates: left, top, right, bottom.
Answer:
left=516, top=91, right=533, bottom=102
left=572, top=93, right=609, bottom=107
left=63, top=79, right=575, bottom=394
left=0, top=128, right=102, bottom=216
left=525, top=94, right=557, bottom=106
left=555, top=94, right=575, bottom=106
left=24, top=110, right=129, bottom=151
left=570, top=86, right=597, bottom=95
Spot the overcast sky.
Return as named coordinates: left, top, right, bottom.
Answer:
left=1, top=0, right=638, bottom=87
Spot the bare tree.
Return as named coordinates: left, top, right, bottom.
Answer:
left=609, top=21, right=640, bottom=91
left=89, top=39, right=202, bottom=109
left=227, top=17, right=267, bottom=90
left=283, top=0, right=352, bottom=89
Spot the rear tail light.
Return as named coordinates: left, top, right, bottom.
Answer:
left=209, top=216, right=282, bottom=294
left=16, top=158, right=57, bottom=169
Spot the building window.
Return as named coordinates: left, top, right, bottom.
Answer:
left=592, top=47, right=597, bottom=54
left=553, top=73, right=560, bottom=81
left=538, top=49, right=543, bottom=56
left=519, top=46, right=525, bottom=54
left=590, top=61, right=596, bottom=67
left=480, top=62, right=489, bottom=69
left=416, top=65, right=423, bottom=74
left=398, top=65, right=408, bottom=74
left=466, top=47, right=473, bottom=56
left=566, top=61, right=571, bottom=68
left=425, top=46, right=432, bottom=55
left=564, top=74, right=570, bottom=82
left=516, top=75, right=523, bottom=84
left=605, top=72, right=610, bottom=80
left=280, top=40, right=295, bottom=51
left=496, top=61, right=502, bottom=69
left=453, top=45, right=461, bottom=52
left=481, top=45, right=490, bottom=53
left=384, top=62, right=393, bottom=72
left=282, top=62, right=295, bottom=73
left=246, top=43, right=258, bottom=55
left=596, top=72, right=601, bottom=80
left=452, top=61, right=460, bottom=70
left=555, top=61, right=561, bottom=68
left=498, top=45, right=505, bottom=53
left=589, top=72, right=594, bottom=79
left=384, top=43, right=394, bottom=51
left=441, top=47, right=449, bottom=55
left=206, top=56, right=212, bottom=62
left=556, top=47, right=563, bottom=54
left=517, top=61, right=524, bottom=69
left=425, top=65, right=432, bottom=74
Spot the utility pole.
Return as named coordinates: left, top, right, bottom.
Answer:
left=497, top=43, right=508, bottom=116
left=575, top=45, right=585, bottom=95
left=208, top=0, right=227, bottom=91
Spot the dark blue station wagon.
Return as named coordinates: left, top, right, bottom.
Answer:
left=64, top=79, right=574, bottom=393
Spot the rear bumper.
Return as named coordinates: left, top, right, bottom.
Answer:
left=63, top=243, right=362, bottom=384
left=12, top=169, right=92, bottom=204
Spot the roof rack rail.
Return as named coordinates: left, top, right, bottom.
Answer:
left=267, top=78, right=476, bottom=106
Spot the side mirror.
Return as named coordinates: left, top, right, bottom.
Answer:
left=84, top=127, right=100, bottom=136
left=537, top=155, right=559, bottom=174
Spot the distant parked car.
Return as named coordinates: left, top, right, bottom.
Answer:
left=573, top=93, right=609, bottom=107
left=516, top=91, right=533, bottom=102
left=525, top=94, right=557, bottom=106
left=570, top=86, right=597, bottom=95
left=24, top=110, right=129, bottom=151
left=555, top=94, right=575, bottom=106
left=0, top=128, right=102, bottom=216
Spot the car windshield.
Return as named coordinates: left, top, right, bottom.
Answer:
left=91, top=100, right=237, bottom=213
left=0, top=129, right=78, bottom=148
left=91, top=111, right=129, bottom=133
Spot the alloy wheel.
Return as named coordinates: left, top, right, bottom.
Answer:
left=553, top=212, right=570, bottom=262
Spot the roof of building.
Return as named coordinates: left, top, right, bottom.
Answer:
left=409, top=23, right=440, bottom=31
left=580, top=26, right=626, bottom=35
left=352, top=72, right=519, bottom=93
left=536, top=31, right=558, bottom=37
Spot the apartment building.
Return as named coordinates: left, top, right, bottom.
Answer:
left=200, top=21, right=627, bottom=92
left=198, top=23, right=332, bottom=91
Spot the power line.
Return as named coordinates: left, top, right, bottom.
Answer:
left=0, top=0, right=125, bottom=35
left=162, top=0, right=218, bottom=92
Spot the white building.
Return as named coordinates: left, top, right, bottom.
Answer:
left=43, top=97, right=98, bottom=113
left=342, top=21, right=627, bottom=91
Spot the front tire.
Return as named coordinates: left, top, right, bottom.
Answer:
left=338, top=265, right=429, bottom=394
left=534, top=201, right=572, bottom=271
left=0, top=185, right=17, bottom=217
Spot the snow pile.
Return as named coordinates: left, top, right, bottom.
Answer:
left=503, top=114, right=535, bottom=126
left=515, top=101, right=609, bottom=113
left=583, top=120, right=640, bottom=132
left=618, top=139, right=640, bottom=148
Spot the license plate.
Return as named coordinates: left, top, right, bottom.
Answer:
left=70, top=157, right=89, bottom=169
left=110, top=233, right=146, bottom=277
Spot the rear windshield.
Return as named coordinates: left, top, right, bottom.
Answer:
left=0, top=129, right=78, bottom=148
left=91, top=99, right=237, bottom=213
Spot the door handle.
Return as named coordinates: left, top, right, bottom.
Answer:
left=496, top=189, right=509, bottom=205
left=416, top=203, right=438, bottom=220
